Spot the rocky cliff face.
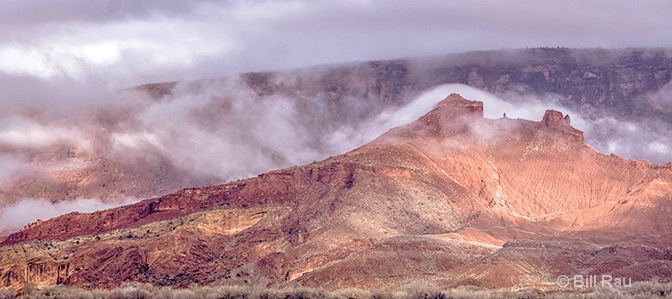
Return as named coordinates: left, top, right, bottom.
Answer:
left=2, top=94, right=670, bottom=292
left=240, top=48, right=672, bottom=121
left=414, top=48, right=672, bottom=119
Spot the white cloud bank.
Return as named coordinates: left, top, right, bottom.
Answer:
left=0, top=83, right=669, bottom=236
left=1, top=0, right=672, bottom=88
left=0, top=197, right=140, bottom=235
left=0, top=117, right=88, bottom=149
left=365, top=84, right=672, bottom=164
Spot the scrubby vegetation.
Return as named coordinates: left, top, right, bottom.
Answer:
left=2, top=281, right=672, bottom=299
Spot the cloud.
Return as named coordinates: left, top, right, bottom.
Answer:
left=1, top=0, right=671, bottom=88
left=0, top=80, right=669, bottom=237
left=0, top=154, right=29, bottom=185
left=319, top=84, right=571, bottom=156
left=367, top=83, right=672, bottom=164
left=0, top=117, right=88, bottom=149
left=0, top=197, right=140, bottom=235
left=106, top=80, right=334, bottom=180
left=581, top=116, right=672, bottom=164
left=367, top=84, right=568, bottom=131
left=647, top=81, right=672, bottom=113
left=7, top=79, right=664, bottom=190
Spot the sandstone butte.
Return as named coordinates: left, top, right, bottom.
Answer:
left=1, top=94, right=671, bottom=292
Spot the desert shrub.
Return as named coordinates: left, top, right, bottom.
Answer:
left=192, top=285, right=253, bottom=299
left=0, top=288, right=16, bottom=299
left=21, top=282, right=672, bottom=299
left=627, top=281, right=672, bottom=297
left=21, top=283, right=39, bottom=297
left=591, top=280, right=672, bottom=298
left=331, top=288, right=373, bottom=299
left=370, top=289, right=410, bottom=299
left=438, top=286, right=550, bottom=299
left=108, top=284, right=154, bottom=299
left=268, top=287, right=333, bottom=299
left=414, top=292, right=445, bottom=299
left=17, top=284, right=98, bottom=299
left=155, top=287, right=198, bottom=299
left=398, top=282, right=447, bottom=299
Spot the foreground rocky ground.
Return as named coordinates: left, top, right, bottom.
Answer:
left=3, top=281, right=672, bottom=299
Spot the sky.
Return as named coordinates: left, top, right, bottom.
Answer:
left=1, top=0, right=672, bottom=89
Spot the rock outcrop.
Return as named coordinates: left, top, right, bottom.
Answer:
left=542, top=110, right=568, bottom=126
left=435, top=93, right=484, bottom=117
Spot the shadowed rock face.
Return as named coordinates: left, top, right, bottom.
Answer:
left=1, top=94, right=670, bottom=292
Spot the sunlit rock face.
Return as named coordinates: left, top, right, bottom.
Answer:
left=1, top=94, right=671, bottom=292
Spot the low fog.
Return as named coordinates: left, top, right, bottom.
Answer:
left=372, top=84, right=672, bottom=164
left=0, top=197, right=139, bottom=233
left=2, top=79, right=671, bottom=234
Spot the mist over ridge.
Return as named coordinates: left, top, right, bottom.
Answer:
left=1, top=47, right=672, bottom=234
